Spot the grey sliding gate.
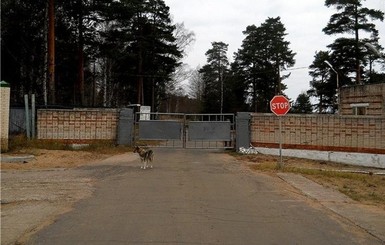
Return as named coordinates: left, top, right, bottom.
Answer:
left=135, top=113, right=235, bottom=149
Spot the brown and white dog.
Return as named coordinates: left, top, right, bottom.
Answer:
left=133, top=146, right=154, bottom=169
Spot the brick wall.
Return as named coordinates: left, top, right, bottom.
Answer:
left=340, top=83, right=385, bottom=116
left=251, top=113, right=385, bottom=154
left=37, top=109, right=119, bottom=141
left=1, top=84, right=10, bottom=151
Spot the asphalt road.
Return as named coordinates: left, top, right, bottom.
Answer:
left=27, top=148, right=381, bottom=245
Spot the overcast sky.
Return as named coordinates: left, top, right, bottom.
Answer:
left=164, top=0, right=385, bottom=100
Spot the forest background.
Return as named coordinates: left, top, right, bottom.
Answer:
left=1, top=0, right=384, bottom=114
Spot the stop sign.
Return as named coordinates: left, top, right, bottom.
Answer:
left=270, top=95, right=291, bottom=116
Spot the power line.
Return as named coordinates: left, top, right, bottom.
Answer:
left=285, top=66, right=308, bottom=71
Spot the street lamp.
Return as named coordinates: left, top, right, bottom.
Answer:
left=324, top=60, right=340, bottom=113
left=364, top=43, right=384, bottom=58
left=324, top=60, right=339, bottom=89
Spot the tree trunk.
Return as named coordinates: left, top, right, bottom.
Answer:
left=77, top=0, right=85, bottom=106
left=354, top=4, right=361, bottom=84
left=47, top=0, right=56, bottom=104
left=137, top=21, right=144, bottom=105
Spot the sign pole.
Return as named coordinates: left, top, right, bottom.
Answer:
left=270, top=95, right=291, bottom=169
left=278, top=117, right=283, bottom=169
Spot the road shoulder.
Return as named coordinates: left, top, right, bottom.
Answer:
left=278, top=173, right=385, bottom=242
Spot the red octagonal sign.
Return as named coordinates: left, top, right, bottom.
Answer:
left=270, top=95, right=291, bottom=116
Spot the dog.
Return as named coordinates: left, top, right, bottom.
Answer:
left=133, top=146, right=154, bottom=169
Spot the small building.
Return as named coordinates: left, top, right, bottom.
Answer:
left=339, top=83, right=385, bottom=116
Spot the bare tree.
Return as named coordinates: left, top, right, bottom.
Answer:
left=174, top=22, right=195, bottom=56
left=168, top=22, right=196, bottom=94
left=188, top=67, right=204, bottom=100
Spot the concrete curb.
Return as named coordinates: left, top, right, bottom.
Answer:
left=1, top=154, right=35, bottom=163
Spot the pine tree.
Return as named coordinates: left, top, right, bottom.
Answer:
left=233, top=17, right=295, bottom=112
left=308, top=51, right=338, bottom=113
left=2, top=0, right=182, bottom=108
left=292, top=93, right=313, bottom=114
left=323, top=0, right=384, bottom=84
left=200, top=42, right=229, bottom=113
left=1, top=0, right=47, bottom=104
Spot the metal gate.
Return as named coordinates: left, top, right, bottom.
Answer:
left=134, top=113, right=235, bottom=149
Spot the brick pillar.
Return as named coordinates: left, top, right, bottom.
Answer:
left=117, top=108, right=134, bottom=145
left=1, top=81, right=10, bottom=152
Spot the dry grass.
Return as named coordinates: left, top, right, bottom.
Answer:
left=1, top=135, right=133, bottom=170
left=235, top=153, right=385, bottom=210
left=7, top=134, right=132, bottom=154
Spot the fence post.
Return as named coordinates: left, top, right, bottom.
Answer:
left=117, top=108, right=134, bottom=146
left=24, top=94, right=31, bottom=139
left=236, top=112, right=251, bottom=152
left=31, top=94, right=36, bottom=138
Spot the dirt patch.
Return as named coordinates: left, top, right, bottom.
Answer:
left=1, top=148, right=133, bottom=245
left=1, top=149, right=114, bottom=170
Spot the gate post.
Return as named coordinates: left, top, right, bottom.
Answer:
left=117, top=108, right=134, bottom=146
left=1, top=81, right=10, bottom=152
left=236, top=112, right=251, bottom=152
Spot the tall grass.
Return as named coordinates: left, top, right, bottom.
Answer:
left=245, top=155, right=385, bottom=206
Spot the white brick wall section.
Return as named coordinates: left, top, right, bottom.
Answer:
left=1, top=86, right=11, bottom=150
